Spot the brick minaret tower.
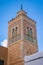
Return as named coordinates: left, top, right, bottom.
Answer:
left=8, top=6, right=38, bottom=65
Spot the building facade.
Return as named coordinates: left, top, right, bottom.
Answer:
left=0, top=46, right=8, bottom=65
left=24, top=51, right=43, bottom=65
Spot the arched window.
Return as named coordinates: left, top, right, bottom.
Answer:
left=27, top=27, right=29, bottom=29
left=12, top=28, right=15, bottom=37
left=15, top=27, right=18, bottom=34
left=27, top=27, right=29, bottom=34
left=12, top=27, right=18, bottom=42
left=12, top=27, right=18, bottom=37
left=29, top=28, right=32, bottom=36
left=26, top=27, right=33, bottom=42
left=27, top=27, right=33, bottom=36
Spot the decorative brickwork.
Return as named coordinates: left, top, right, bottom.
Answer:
left=8, top=10, right=38, bottom=65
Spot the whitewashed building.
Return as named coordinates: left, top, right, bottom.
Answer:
left=24, top=51, right=43, bottom=65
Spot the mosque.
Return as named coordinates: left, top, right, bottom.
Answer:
left=0, top=6, right=43, bottom=65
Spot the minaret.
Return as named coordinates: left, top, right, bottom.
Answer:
left=8, top=5, right=38, bottom=65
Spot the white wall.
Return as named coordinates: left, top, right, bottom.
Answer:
left=24, top=52, right=43, bottom=65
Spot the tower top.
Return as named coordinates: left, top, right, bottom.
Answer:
left=17, top=4, right=27, bottom=16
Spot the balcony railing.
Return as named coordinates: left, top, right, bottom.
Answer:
left=8, top=35, right=21, bottom=44
left=24, top=34, right=36, bottom=43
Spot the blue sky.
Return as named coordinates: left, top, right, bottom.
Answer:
left=0, top=0, right=43, bottom=51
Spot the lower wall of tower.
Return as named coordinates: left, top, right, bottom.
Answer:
left=8, top=40, right=24, bottom=65
left=8, top=40, right=38, bottom=65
